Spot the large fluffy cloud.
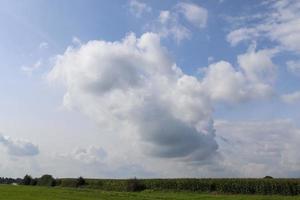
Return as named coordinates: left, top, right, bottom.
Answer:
left=48, top=32, right=218, bottom=163
left=48, top=31, right=278, bottom=168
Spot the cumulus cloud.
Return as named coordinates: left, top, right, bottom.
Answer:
left=201, top=47, right=275, bottom=103
left=281, top=91, right=300, bottom=104
left=226, top=0, right=300, bottom=53
left=0, top=134, right=39, bottom=157
left=216, top=120, right=300, bottom=177
left=237, top=47, right=277, bottom=83
left=48, top=32, right=219, bottom=164
left=48, top=31, right=278, bottom=168
left=129, top=0, right=151, bottom=18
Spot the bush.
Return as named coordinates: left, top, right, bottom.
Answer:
left=126, top=178, right=146, bottom=192
left=22, top=175, right=32, bottom=185
left=37, top=174, right=56, bottom=187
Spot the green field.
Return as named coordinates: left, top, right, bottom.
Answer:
left=0, top=185, right=299, bottom=200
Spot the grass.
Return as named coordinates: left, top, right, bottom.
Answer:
left=0, top=185, right=299, bottom=200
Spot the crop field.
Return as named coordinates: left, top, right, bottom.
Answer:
left=0, top=185, right=299, bottom=200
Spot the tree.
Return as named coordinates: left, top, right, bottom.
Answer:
left=23, top=175, right=32, bottom=185
left=30, top=178, right=38, bottom=186
left=126, top=178, right=146, bottom=192
left=76, top=176, right=86, bottom=187
left=263, top=176, right=274, bottom=179
left=37, top=174, right=56, bottom=186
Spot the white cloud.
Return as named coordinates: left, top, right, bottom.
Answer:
left=177, top=2, right=208, bottom=29
left=286, top=60, right=300, bottom=76
left=159, top=10, right=171, bottom=24
left=48, top=32, right=218, bottom=164
left=21, top=60, right=42, bottom=76
left=72, top=36, right=82, bottom=46
left=155, top=10, right=191, bottom=42
left=39, top=42, right=48, bottom=49
left=207, top=56, right=214, bottom=63
left=129, top=0, right=151, bottom=18
left=66, top=146, right=107, bottom=164
left=0, top=134, right=39, bottom=157
left=227, top=28, right=259, bottom=46
left=237, top=47, right=277, bottom=83
left=47, top=32, right=279, bottom=176
left=149, top=2, right=208, bottom=42
left=216, top=120, right=300, bottom=177
left=281, top=91, right=300, bottom=104
left=201, top=47, right=276, bottom=103
left=226, top=0, right=300, bottom=53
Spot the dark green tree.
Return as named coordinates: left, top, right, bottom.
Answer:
left=126, top=178, right=146, bottom=192
left=22, top=175, right=32, bottom=185
left=37, top=174, right=56, bottom=186
left=76, top=176, right=86, bottom=187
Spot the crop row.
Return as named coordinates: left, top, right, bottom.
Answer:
left=58, top=178, right=300, bottom=195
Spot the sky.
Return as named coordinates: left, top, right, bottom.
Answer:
left=0, top=0, right=300, bottom=178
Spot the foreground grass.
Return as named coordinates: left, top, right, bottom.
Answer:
left=0, top=185, right=299, bottom=200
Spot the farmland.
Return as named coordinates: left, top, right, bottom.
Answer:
left=0, top=185, right=299, bottom=200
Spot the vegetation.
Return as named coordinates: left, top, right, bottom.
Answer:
left=36, top=174, right=56, bottom=187
left=60, top=178, right=300, bottom=195
left=1, top=175, right=299, bottom=196
left=22, top=175, right=32, bottom=185
left=126, top=178, right=146, bottom=192
left=0, top=184, right=300, bottom=200
left=76, top=177, right=86, bottom=187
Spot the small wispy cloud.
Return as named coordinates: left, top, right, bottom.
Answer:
left=176, top=2, right=208, bottom=29
left=286, top=60, right=300, bottom=77
left=281, top=91, right=300, bottom=104
left=0, top=134, right=39, bottom=157
left=39, top=42, right=48, bottom=49
left=21, top=60, right=42, bottom=76
left=129, top=0, right=151, bottom=18
left=149, top=2, right=208, bottom=43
